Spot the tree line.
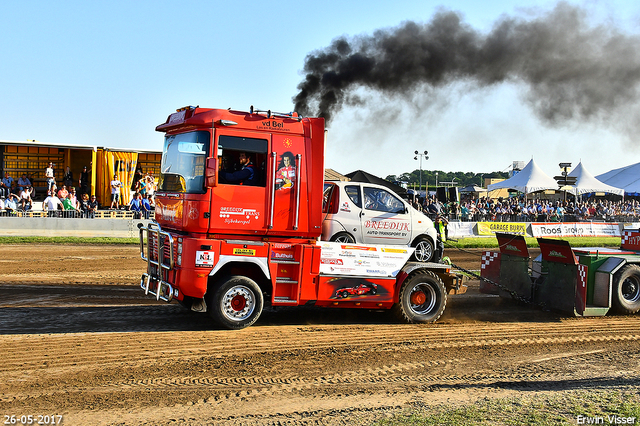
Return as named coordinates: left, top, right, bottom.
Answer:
left=385, top=170, right=510, bottom=191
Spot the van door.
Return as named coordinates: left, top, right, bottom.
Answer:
left=341, top=184, right=366, bottom=241
left=360, top=185, right=412, bottom=245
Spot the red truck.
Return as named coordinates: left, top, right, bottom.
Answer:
left=139, top=106, right=464, bottom=329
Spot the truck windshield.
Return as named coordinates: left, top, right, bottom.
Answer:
left=159, top=131, right=209, bottom=193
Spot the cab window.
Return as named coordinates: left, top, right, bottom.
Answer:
left=217, top=135, right=268, bottom=187
left=363, top=187, right=405, bottom=213
left=344, top=185, right=362, bottom=208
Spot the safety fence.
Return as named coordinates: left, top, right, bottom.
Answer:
left=432, top=212, right=637, bottom=224
left=0, top=209, right=153, bottom=220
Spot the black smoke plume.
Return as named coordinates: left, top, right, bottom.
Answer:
left=293, top=2, right=640, bottom=126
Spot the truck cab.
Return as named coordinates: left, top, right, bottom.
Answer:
left=153, top=106, right=325, bottom=238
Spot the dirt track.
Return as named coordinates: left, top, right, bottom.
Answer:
left=0, top=244, right=639, bottom=425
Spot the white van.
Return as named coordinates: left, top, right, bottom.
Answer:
left=321, top=181, right=442, bottom=262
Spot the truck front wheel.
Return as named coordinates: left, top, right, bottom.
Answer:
left=393, top=270, right=446, bottom=323
left=612, top=265, right=640, bottom=314
left=208, top=276, right=264, bottom=330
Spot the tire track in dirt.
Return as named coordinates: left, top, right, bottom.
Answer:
left=0, top=318, right=638, bottom=373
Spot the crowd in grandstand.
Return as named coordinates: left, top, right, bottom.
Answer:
left=0, top=165, right=156, bottom=218
left=416, top=195, right=640, bottom=223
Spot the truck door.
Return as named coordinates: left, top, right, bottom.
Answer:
left=268, top=139, right=308, bottom=235
left=209, top=131, right=270, bottom=235
left=209, top=131, right=308, bottom=236
left=360, top=185, right=412, bottom=245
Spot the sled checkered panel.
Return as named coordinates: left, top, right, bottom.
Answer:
left=577, top=264, right=588, bottom=290
left=481, top=251, right=499, bottom=270
left=622, top=230, right=632, bottom=245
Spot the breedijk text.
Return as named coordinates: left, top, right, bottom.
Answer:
left=364, top=221, right=409, bottom=231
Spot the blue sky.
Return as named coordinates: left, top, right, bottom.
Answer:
left=2, top=0, right=639, bottom=180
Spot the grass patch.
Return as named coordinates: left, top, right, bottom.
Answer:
left=445, top=237, right=621, bottom=249
left=0, top=236, right=139, bottom=245
left=376, top=390, right=640, bottom=426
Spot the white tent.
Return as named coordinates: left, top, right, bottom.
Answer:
left=568, top=162, right=624, bottom=196
left=487, top=159, right=558, bottom=194
left=596, top=162, right=640, bottom=196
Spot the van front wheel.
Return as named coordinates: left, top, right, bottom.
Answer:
left=412, top=237, right=435, bottom=262
left=330, top=232, right=356, bottom=243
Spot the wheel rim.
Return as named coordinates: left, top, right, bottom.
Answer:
left=221, top=285, right=255, bottom=322
left=409, top=283, right=437, bottom=314
left=621, top=275, right=640, bottom=303
left=414, top=241, right=433, bottom=262
left=334, top=234, right=354, bottom=243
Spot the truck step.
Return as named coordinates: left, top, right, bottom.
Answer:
left=273, top=296, right=298, bottom=304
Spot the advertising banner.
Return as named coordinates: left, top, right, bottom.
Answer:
left=531, top=222, right=621, bottom=238
left=477, top=222, right=528, bottom=236
left=318, top=241, right=413, bottom=277
left=447, top=221, right=476, bottom=238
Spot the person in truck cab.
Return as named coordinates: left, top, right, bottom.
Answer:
left=220, top=152, right=259, bottom=186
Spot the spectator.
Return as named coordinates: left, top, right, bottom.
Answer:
left=0, top=172, right=13, bottom=198
left=139, top=176, right=148, bottom=198
left=556, top=202, right=565, bottom=221
left=110, top=174, right=122, bottom=209
left=4, top=194, right=18, bottom=214
left=43, top=191, right=63, bottom=217
left=63, top=166, right=73, bottom=188
left=128, top=192, right=142, bottom=219
left=0, top=197, right=4, bottom=214
left=87, top=195, right=98, bottom=218
left=141, top=194, right=151, bottom=219
left=45, top=162, right=56, bottom=191
left=57, top=185, right=69, bottom=200
left=79, top=194, right=90, bottom=218
left=17, top=174, right=31, bottom=193
left=132, top=167, right=143, bottom=191
left=68, top=188, right=79, bottom=210
left=79, top=166, right=89, bottom=197
left=62, top=193, right=79, bottom=217
left=19, top=186, right=33, bottom=211
left=146, top=175, right=156, bottom=202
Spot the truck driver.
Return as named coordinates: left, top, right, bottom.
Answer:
left=219, top=152, right=259, bottom=186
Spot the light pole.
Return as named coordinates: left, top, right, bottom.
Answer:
left=435, top=172, right=439, bottom=188
left=414, top=150, right=429, bottom=193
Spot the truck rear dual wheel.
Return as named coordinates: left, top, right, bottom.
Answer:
left=612, top=265, right=640, bottom=315
left=392, top=270, right=446, bottom=323
left=208, top=276, right=264, bottom=330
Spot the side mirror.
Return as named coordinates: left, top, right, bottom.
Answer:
left=205, top=157, right=218, bottom=188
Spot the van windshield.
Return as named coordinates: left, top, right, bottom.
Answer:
left=159, top=131, right=210, bottom=193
